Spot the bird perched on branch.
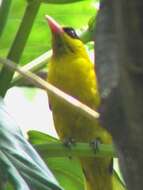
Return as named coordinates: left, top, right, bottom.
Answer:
left=46, top=15, right=124, bottom=190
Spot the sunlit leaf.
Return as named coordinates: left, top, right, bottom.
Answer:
left=29, top=130, right=85, bottom=190
left=0, top=0, right=98, bottom=65
left=28, top=130, right=126, bottom=190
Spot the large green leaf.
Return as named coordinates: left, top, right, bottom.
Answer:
left=0, top=0, right=98, bottom=65
left=28, top=130, right=126, bottom=190
left=47, top=158, right=84, bottom=190
left=0, top=97, right=62, bottom=190
left=28, top=130, right=85, bottom=190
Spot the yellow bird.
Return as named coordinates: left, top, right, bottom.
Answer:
left=46, top=16, right=125, bottom=190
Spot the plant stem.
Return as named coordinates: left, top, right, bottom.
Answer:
left=0, top=0, right=12, bottom=37
left=42, top=0, right=87, bottom=4
left=11, top=50, right=52, bottom=86
left=34, top=142, right=116, bottom=158
left=80, top=28, right=92, bottom=43
left=0, top=0, right=41, bottom=97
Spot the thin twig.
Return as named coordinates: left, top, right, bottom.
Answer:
left=0, top=58, right=100, bottom=121
left=11, top=50, right=52, bottom=86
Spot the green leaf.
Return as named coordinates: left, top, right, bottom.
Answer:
left=28, top=130, right=126, bottom=190
left=28, top=131, right=84, bottom=190
left=0, top=97, right=62, bottom=190
left=0, top=0, right=98, bottom=65
left=114, top=159, right=126, bottom=187
left=28, top=130, right=58, bottom=143
left=47, top=158, right=84, bottom=190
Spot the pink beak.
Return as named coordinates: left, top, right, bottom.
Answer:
left=45, top=15, right=64, bottom=34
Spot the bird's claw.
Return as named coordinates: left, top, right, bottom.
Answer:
left=63, top=137, right=76, bottom=159
left=63, top=137, right=76, bottom=149
left=90, top=138, right=101, bottom=154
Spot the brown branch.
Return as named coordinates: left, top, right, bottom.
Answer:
left=95, top=1, right=143, bottom=190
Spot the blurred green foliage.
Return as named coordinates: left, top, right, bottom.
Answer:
left=0, top=0, right=97, bottom=64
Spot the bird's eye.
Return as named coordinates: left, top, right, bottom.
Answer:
left=63, top=27, right=79, bottom=39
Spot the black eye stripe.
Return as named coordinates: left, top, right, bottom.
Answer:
left=63, top=27, right=79, bottom=39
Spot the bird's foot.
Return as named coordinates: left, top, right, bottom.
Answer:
left=63, top=137, right=76, bottom=149
left=90, top=138, right=101, bottom=154
left=63, top=137, right=76, bottom=159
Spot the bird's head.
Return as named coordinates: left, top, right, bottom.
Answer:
left=45, top=15, right=87, bottom=58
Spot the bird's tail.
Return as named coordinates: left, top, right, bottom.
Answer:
left=80, top=157, right=125, bottom=190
